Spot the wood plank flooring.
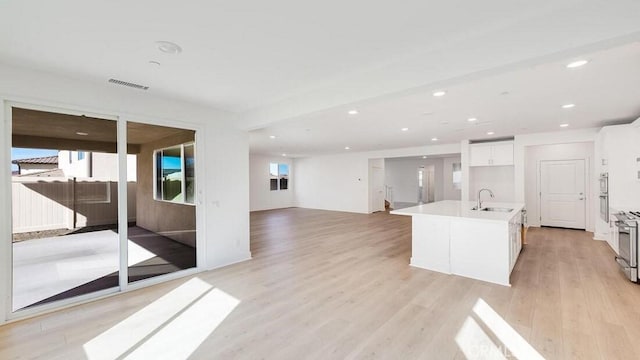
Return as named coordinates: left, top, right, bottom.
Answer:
left=1, top=208, right=640, bottom=359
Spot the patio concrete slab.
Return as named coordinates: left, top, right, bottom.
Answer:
left=12, top=227, right=195, bottom=311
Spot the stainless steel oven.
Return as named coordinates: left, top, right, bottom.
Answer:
left=614, top=211, right=639, bottom=282
left=600, top=194, right=609, bottom=221
left=599, top=172, right=608, bottom=194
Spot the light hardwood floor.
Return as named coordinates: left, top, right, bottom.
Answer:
left=1, top=208, right=640, bottom=359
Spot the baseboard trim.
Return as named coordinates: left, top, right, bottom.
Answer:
left=207, top=253, right=252, bottom=271
left=593, top=232, right=608, bottom=241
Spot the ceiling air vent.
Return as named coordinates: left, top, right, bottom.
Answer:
left=108, top=78, right=149, bottom=90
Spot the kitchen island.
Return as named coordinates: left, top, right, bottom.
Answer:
left=391, top=200, right=525, bottom=286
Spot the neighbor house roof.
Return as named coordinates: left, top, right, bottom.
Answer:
left=11, top=156, right=58, bottom=165
left=17, top=169, right=66, bottom=178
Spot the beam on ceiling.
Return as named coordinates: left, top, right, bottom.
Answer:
left=11, top=135, right=141, bottom=154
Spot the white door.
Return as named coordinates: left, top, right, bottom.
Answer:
left=540, top=159, right=586, bottom=229
left=371, top=166, right=385, bottom=212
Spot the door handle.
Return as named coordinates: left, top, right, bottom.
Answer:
left=579, top=197, right=584, bottom=200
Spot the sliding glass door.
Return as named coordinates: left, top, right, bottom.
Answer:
left=7, top=103, right=198, bottom=315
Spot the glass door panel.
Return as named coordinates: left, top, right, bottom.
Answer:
left=11, top=107, right=119, bottom=311
left=126, top=121, right=196, bottom=283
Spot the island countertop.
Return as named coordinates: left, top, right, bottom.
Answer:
left=390, top=200, right=525, bottom=222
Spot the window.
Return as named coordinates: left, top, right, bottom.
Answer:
left=270, top=162, right=289, bottom=191
left=184, top=144, right=195, bottom=203
left=154, top=143, right=195, bottom=204
left=452, top=162, right=462, bottom=190
left=77, top=151, right=85, bottom=160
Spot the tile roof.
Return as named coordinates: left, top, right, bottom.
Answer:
left=11, top=155, right=58, bottom=165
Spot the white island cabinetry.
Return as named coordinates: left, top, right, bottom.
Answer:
left=391, top=200, right=524, bottom=286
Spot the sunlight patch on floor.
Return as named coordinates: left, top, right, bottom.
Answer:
left=456, top=316, right=508, bottom=359
left=124, top=288, right=239, bottom=359
left=456, top=298, right=545, bottom=360
left=83, top=277, right=239, bottom=360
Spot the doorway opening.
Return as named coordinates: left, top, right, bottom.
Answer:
left=380, top=154, right=462, bottom=211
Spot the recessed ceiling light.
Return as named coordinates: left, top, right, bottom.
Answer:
left=431, top=137, right=438, bottom=141
left=344, top=146, right=350, bottom=150
left=487, top=131, right=495, bottom=135
left=566, top=60, right=588, bottom=68
left=401, top=127, right=409, bottom=131
left=433, top=91, right=446, bottom=97
left=281, top=153, right=287, bottom=157
left=156, top=41, right=182, bottom=54
left=76, top=131, right=88, bottom=136
left=560, top=123, right=570, bottom=128
left=269, top=135, right=276, bottom=139
left=422, top=156, right=427, bottom=159
left=467, top=117, right=477, bottom=122
left=348, top=109, right=359, bottom=115
left=562, top=103, right=576, bottom=109
left=148, top=60, right=161, bottom=67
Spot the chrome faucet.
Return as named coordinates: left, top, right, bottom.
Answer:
left=477, top=188, right=495, bottom=210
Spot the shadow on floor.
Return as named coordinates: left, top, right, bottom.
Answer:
left=26, top=226, right=195, bottom=309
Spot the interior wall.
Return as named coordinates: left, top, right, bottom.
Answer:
left=595, top=124, right=640, bottom=244
left=513, top=128, right=598, bottom=202
left=443, top=156, right=462, bottom=200
left=512, top=128, right=599, bottom=239
left=292, top=143, right=461, bottom=214
left=469, top=166, right=515, bottom=202
left=294, top=153, right=369, bottom=213
left=599, top=125, right=640, bottom=209
left=384, top=157, right=444, bottom=203
left=524, top=142, right=595, bottom=231
left=0, top=63, right=251, bottom=323
left=136, top=132, right=196, bottom=247
left=249, top=154, right=294, bottom=211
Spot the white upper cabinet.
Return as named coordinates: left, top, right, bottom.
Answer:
left=470, top=141, right=514, bottom=166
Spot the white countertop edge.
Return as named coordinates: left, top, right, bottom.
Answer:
left=390, top=200, right=525, bottom=223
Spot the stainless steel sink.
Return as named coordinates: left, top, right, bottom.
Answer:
left=471, top=206, right=513, bottom=212
left=482, top=207, right=513, bottom=212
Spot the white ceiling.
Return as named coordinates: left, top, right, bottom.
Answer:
left=1, top=1, right=640, bottom=155
left=250, top=42, right=640, bottom=157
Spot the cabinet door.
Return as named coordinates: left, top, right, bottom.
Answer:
left=490, top=142, right=514, bottom=166
left=470, top=144, right=492, bottom=166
